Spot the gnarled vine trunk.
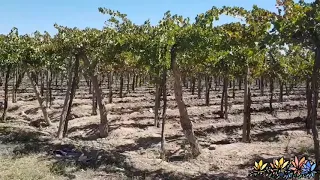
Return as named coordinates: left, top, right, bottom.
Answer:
left=14, top=70, right=25, bottom=95
left=27, top=71, right=52, bottom=126
left=171, top=45, right=200, bottom=157
left=232, top=80, right=235, bottom=99
left=108, top=72, right=113, bottom=103
left=311, top=47, right=320, bottom=180
left=279, top=79, right=283, bottom=102
left=205, top=75, right=210, bottom=106
left=119, top=73, right=124, bottom=98
left=126, top=72, right=130, bottom=93
left=223, top=77, right=228, bottom=120
left=154, top=76, right=161, bottom=128
left=306, top=77, right=312, bottom=134
left=260, top=76, right=264, bottom=96
left=81, top=53, right=108, bottom=138
left=269, top=78, right=274, bottom=112
left=191, top=76, right=195, bottom=95
left=2, top=65, right=11, bottom=122
left=92, top=88, right=97, bottom=115
left=197, top=74, right=202, bottom=99
left=242, top=66, right=251, bottom=143
left=63, top=55, right=80, bottom=137
left=131, top=71, right=135, bottom=92
left=160, top=69, right=167, bottom=160
left=57, top=59, right=74, bottom=138
left=11, top=67, right=16, bottom=103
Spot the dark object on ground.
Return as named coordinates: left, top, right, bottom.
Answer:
left=0, top=101, right=3, bottom=109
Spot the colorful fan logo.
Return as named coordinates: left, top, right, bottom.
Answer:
left=248, top=156, right=318, bottom=179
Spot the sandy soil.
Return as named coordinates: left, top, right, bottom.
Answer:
left=0, top=80, right=316, bottom=180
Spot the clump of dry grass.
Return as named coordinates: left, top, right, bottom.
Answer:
left=0, top=154, right=64, bottom=180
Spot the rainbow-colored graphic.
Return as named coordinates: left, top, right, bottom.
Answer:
left=249, top=156, right=317, bottom=179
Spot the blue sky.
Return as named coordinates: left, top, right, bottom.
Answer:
left=0, top=0, right=314, bottom=35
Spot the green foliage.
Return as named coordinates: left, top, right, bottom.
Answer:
left=0, top=2, right=316, bottom=87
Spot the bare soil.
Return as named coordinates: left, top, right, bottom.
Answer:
left=0, top=81, right=316, bottom=180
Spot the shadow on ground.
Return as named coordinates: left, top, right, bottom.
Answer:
left=68, top=122, right=156, bottom=141
left=68, top=115, right=306, bottom=143
left=0, top=114, right=308, bottom=179
left=0, top=125, right=250, bottom=179
left=193, top=116, right=305, bottom=143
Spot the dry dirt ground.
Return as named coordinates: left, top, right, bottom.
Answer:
left=0, top=80, right=316, bottom=180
